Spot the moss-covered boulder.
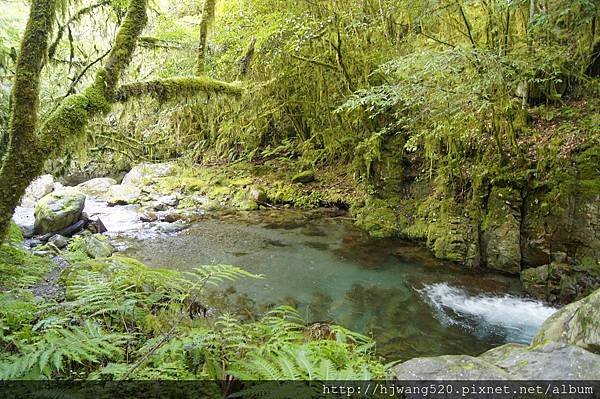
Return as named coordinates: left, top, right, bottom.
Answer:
left=532, top=286, right=600, bottom=353
left=77, top=177, right=117, bottom=197
left=84, top=234, right=115, bottom=259
left=122, top=162, right=177, bottom=186
left=33, top=188, right=86, bottom=235
left=291, top=170, right=315, bottom=184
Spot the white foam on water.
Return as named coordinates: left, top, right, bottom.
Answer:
left=419, top=282, right=558, bottom=344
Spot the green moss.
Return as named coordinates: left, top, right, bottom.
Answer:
left=352, top=198, right=398, bottom=238
left=291, top=170, right=315, bottom=184
left=6, top=221, right=23, bottom=245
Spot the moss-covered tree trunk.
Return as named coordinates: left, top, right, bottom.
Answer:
left=196, top=0, right=216, bottom=75
left=0, top=0, right=241, bottom=241
left=0, top=0, right=149, bottom=240
left=0, top=0, right=57, bottom=239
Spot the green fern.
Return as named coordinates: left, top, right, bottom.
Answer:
left=0, top=320, right=127, bottom=379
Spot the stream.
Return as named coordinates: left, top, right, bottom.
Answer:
left=98, top=203, right=557, bottom=361
left=16, top=199, right=558, bottom=360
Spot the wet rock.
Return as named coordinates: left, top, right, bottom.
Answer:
left=77, top=177, right=117, bottom=197
left=532, top=286, right=600, bottom=353
left=392, top=355, right=512, bottom=380
left=122, top=162, right=176, bottom=186
left=48, top=234, right=68, bottom=249
left=21, top=174, right=55, bottom=207
left=291, top=170, right=315, bottom=184
left=34, top=188, right=86, bottom=235
left=158, top=220, right=187, bottom=234
left=106, top=184, right=142, bottom=205
left=84, top=234, right=115, bottom=259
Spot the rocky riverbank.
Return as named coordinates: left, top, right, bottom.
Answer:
left=391, top=286, right=600, bottom=380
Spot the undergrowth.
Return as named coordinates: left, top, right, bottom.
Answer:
left=0, top=237, right=386, bottom=388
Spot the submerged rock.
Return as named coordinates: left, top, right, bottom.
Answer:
left=77, top=177, right=117, bottom=197
left=84, top=234, right=115, bottom=259
left=34, top=188, right=86, bottom=235
left=122, top=162, right=176, bottom=186
left=21, top=174, right=55, bottom=208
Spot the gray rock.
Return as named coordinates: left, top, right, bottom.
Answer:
left=106, top=184, right=142, bottom=205
left=483, top=342, right=600, bottom=380
left=391, top=355, right=512, bottom=380
left=21, top=174, right=55, bottom=208
left=84, top=234, right=115, bottom=259
left=158, top=220, right=187, bottom=234
left=48, top=234, right=68, bottom=249
left=77, top=177, right=117, bottom=197
left=248, top=187, right=267, bottom=203
left=532, top=286, right=600, bottom=353
left=34, top=188, right=86, bottom=235
left=122, top=163, right=176, bottom=186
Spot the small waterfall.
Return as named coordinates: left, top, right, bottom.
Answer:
left=419, top=283, right=558, bottom=344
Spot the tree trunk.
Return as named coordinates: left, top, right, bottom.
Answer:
left=196, top=0, right=216, bottom=75
left=0, top=0, right=57, bottom=239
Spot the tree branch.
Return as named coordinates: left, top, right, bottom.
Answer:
left=48, top=0, right=110, bottom=60
left=114, top=76, right=243, bottom=102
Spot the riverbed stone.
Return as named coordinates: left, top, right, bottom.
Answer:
left=77, top=177, right=117, bottom=197
left=122, top=162, right=176, bottom=186
left=532, top=286, right=600, bottom=353
left=21, top=175, right=55, bottom=208
left=392, top=355, right=512, bottom=380
left=34, top=188, right=86, bottom=235
left=84, top=234, right=115, bottom=259
left=106, top=184, right=142, bottom=205
left=48, top=234, right=69, bottom=249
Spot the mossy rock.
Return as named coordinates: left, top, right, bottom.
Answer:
left=533, top=286, right=600, bottom=353
left=33, top=188, right=86, bottom=235
left=353, top=198, right=398, bottom=238
left=291, top=170, right=315, bottom=184
left=84, top=234, right=115, bottom=259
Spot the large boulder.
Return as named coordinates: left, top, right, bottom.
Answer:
left=532, top=286, right=600, bottom=353
left=77, top=177, right=117, bottom=197
left=121, top=163, right=176, bottom=186
left=106, top=184, right=142, bottom=205
left=392, top=355, right=512, bottom=380
left=21, top=175, right=55, bottom=208
left=480, top=341, right=600, bottom=379
left=34, top=188, right=86, bottom=235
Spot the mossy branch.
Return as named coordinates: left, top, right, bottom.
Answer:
left=114, top=76, right=243, bottom=102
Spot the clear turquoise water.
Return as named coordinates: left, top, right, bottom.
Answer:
left=119, top=210, right=556, bottom=360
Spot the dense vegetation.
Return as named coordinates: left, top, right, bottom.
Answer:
left=0, top=0, right=598, bottom=386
